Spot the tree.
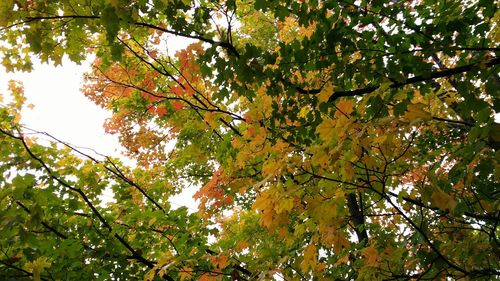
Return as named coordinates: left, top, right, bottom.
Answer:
left=0, top=0, right=499, bottom=280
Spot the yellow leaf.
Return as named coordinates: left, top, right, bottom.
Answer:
left=273, top=139, right=289, bottom=151
left=361, top=246, right=379, bottom=267
left=343, top=162, right=355, bottom=181
left=298, top=105, right=311, bottom=118
left=261, top=209, right=275, bottom=228
left=318, top=82, right=335, bottom=103
left=148, top=217, right=157, bottom=227
left=198, top=272, right=221, bottom=281
left=203, top=112, right=218, bottom=128
left=25, top=257, right=51, bottom=281
left=178, top=267, right=192, bottom=281
left=431, top=189, right=457, bottom=211
left=262, top=158, right=282, bottom=177
left=300, top=244, right=317, bottom=272
left=351, top=138, right=362, bottom=159
left=276, top=197, right=294, bottom=213
left=350, top=51, right=362, bottom=63
left=253, top=192, right=271, bottom=211
left=231, top=138, right=244, bottom=149
left=311, top=147, right=329, bottom=168
left=335, top=254, right=350, bottom=265
left=322, top=226, right=350, bottom=253
left=316, top=118, right=336, bottom=142
left=157, top=254, right=173, bottom=268
left=404, top=103, right=432, bottom=122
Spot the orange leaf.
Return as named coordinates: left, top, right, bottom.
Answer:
left=335, top=98, right=354, bottom=117
left=210, top=254, right=229, bottom=269
left=361, top=246, right=379, bottom=267
left=172, top=100, right=183, bottom=110
left=236, top=241, right=249, bottom=250
left=171, top=85, right=184, bottom=96
left=155, top=106, right=167, bottom=117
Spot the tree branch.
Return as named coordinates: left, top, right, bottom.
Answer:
left=295, top=57, right=500, bottom=101
left=10, top=15, right=240, bottom=57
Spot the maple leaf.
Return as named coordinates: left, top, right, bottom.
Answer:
left=236, top=241, right=250, bottom=250
left=179, top=267, right=192, bottom=281
left=171, top=85, right=184, bottom=96
left=198, top=273, right=221, bottom=281
left=300, top=244, right=317, bottom=272
left=431, top=189, right=457, bottom=212
left=203, top=112, right=218, bottom=128
left=262, top=157, right=283, bottom=176
left=361, top=246, right=379, bottom=267
left=172, top=100, right=183, bottom=110
left=275, top=197, right=294, bottom=213
left=261, top=209, right=276, bottom=228
left=210, top=254, right=229, bottom=269
left=335, top=98, right=355, bottom=117
left=317, top=82, right=334, bottom=103
left=25, top=257, right=51, bottom=281
left=316, top=118, right=336, bottom=142
left=404, top=103, right=432, bottom=122
left=253, top=192, right=272, bottom=211
left=342, top=161, right=355, bottom=181
left=154, top=106, right=167, bottom=117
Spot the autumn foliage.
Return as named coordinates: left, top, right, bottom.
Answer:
left=0, top=0, right=499, bottom=280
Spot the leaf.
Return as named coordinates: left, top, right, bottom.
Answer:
left=179, top=267, right=192, bottom=281
left=25, top=257, right=51, bottom=281
left=236, top=241, right=249, bottom=250
left=342, top=161, right=355, bottom=181
left=210, top=254, right=229, bottom=269
left=335, top=98, right=355, bottom=117
left=172, top=100, right=184, bottom=110
left=316, top=117, right=336, bottom=142
left=404, top=103, right=432, bottom=122
left=275, top=197, right=294, bottom=213
left=300, top=244, right=317, bottom=272
left=317, top=82, right=334, bottom=103
left=101, top=6, right=120, bottom=42
left=361, top=246, right=379, bottom=267
left=144, top=269, right=156, bottom=281
left=431, top=189, right=457, bottom=212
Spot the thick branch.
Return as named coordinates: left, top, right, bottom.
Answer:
left=295, top=57, right=500, bottom=100
left=346, top=193, right=368, bottom=244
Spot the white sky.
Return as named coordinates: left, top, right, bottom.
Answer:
left=0, top=58, right=121, bottom=157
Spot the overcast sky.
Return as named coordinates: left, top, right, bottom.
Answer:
left=0, top=58, right=121, bottom=157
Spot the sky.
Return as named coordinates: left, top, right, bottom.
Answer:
left=0, top=55, right=198, bottom=211
left=0, top=58, right=119, bottom=157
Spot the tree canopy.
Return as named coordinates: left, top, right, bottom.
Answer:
left=0, top=0, right=499, bottom=280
